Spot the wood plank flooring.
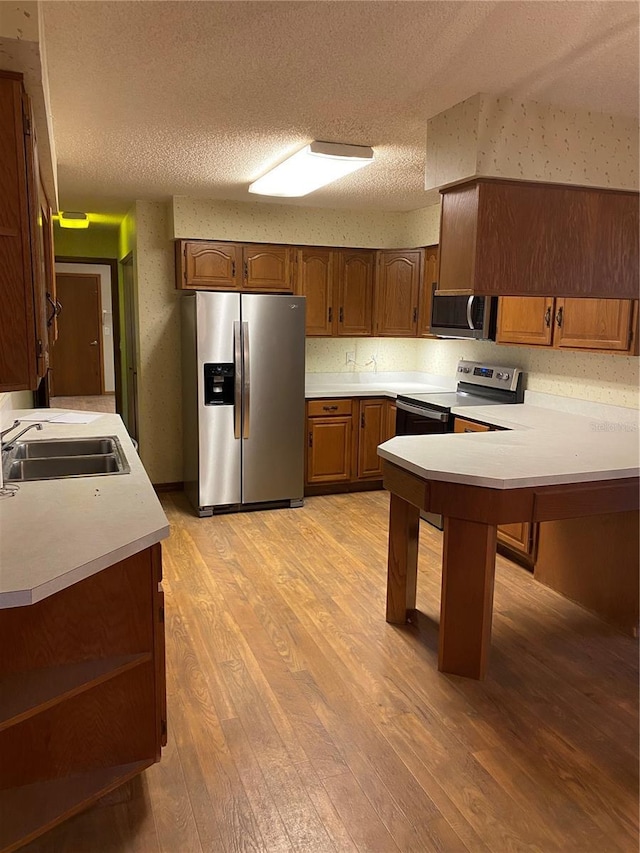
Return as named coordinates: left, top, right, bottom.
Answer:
left=22, top=491, right=639, bottom=852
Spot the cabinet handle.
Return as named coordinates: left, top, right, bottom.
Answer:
left=55, top=299, right=63, bottom=316
left=323, top=405, right=338, bottom=412
left=544, top=306, right=551, bottom=327
left=339, top=307, right=344, bottom=323
left=555, top=307, right=563, bottom=327
left=328, top=306, right=333, bottom=323
left=231, top=260, right=236, bottom=277
left=361, top=413, right=365, bottom=429
left=308, top=431, right=313, bottom=447
left=46, top=292, right=56, bottom=327
left=413, top=307, right=418, bottom=323
left=244, top=261, right=248, bottom=280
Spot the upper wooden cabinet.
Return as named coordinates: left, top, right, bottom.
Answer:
left=295, top=247, right=374, bottom=336
left=438, top=178, right=639, bottom=299
left=295, top=247, right=334, bottom=335
left=418, top=245, right=438, bottom=337
left=497, top=296, right=638, bottom=354
left=374, top=249, right=423, bottom=336
left=337, top=250, right=375, bottom=336
left=0, top=71, right=51, bottom=392
left=176, top=241, right=292, bottom=292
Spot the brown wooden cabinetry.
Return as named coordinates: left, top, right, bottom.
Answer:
left=374, top=250, right=423, bottom=336
left=0, top=544, right=165, bottom=852
left=453, top=417, right=491, bottom=434
left=497, top=296, right=638, bottom=354
left=417, top=245, right=438, bottom=337
left=176, top=241, right=292, bottom=293
left=357, top=399, right=386, bottom=479
left=295, top=247, right=374, bottom=336
left=305, top=396, right=391, bottom=493
left=337, top=249, right=374, bottom=336
left=438, top=178, right=639, bottom=299
left=0, top=70, right=52, bottom=392
left=385, top=400, right=397, bottom=442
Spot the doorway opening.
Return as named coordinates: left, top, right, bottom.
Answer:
left=51, top=257, right=122, bottom=417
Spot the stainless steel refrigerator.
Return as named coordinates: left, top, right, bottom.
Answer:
left=181, top=291, right=305, bottom=516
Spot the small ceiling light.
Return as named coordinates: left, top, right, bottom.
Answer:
left=249, top=141, right=374, bottom=197
left=59, top=211, right=90, bottom=229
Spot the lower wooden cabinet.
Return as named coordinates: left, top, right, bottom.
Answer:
left=496, top=295, right=638, bottom=354
left=306, top=397, right=395, bottom=492
left=0, top=544, right=166, bottom=852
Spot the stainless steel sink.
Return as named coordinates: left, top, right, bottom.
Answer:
left=11, top=437, right=117, bottom=459
left=2, top=435, right=130, bottom=482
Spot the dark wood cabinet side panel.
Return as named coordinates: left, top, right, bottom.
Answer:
left=0, top=550, right=155, bottom=675
left=476, top=181, right=639, bottom=298
left=437, top=184, right=479, bottom=292
left=0, top=75, right=36, bottom=391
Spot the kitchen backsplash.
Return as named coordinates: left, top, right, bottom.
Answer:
left=307, top=337, right=640, bottom=409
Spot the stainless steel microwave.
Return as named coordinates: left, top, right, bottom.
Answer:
left=429, top=285, right=497, bottom=340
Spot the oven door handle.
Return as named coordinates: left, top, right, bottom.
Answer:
left=396, top=400, right=449, bottom=422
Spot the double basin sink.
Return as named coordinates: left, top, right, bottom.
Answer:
left=2, top=436, right=130, bottom=482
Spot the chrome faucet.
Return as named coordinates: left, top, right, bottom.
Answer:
left=1, top=421, right=43, bottom=452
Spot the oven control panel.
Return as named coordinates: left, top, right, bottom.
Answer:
left=456, top=360, right=522, bottom=393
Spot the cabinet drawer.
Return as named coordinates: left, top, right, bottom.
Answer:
left=454, top=417, right=491, bottom=433
left=307, top=399, right=353, bottom=417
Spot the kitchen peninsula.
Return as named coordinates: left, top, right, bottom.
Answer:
left=0, top=412, right=169, bottom=852
left=378, top=403, right=640, bottom=680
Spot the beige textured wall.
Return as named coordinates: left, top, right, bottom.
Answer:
left=426, top=93, right=639, bottom=191
left=134, top=201, right=182, bottom=484
left=306, top=337, right=639, bottom=409
left=0, top=391, right=33, bottom=414
left=172, top=197, right=422, bottom=248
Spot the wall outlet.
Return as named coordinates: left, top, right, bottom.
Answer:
left=346, top=351, right=356, bottom=364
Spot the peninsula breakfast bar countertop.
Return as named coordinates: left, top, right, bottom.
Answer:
left=377, top=403, right=640, bottom=679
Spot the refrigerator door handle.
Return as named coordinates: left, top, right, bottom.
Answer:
left=233, top=321, right=242, bottom=439
left=242, top=321, right=250, bottom=439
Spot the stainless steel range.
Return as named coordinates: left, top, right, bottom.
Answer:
left=395, top=359, right=524, bottom=527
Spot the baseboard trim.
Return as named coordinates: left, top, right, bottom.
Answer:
left=304, top=480, right=383, bottom=497
left=153, top=482, right=184, bottom=493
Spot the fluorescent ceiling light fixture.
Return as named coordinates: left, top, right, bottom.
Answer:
left=249, top=141, right=374, bottom=197
left=58, top=211, right=90, bottom=229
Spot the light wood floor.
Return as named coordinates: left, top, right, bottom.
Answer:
left=24, top=491, right=638, bottom=852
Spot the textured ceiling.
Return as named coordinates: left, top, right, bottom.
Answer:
left=40, top=1, right=639, bottom=215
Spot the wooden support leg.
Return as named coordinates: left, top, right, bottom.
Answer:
left=386, top=493, right=420, bottom=623
left=439, top=517, right=497, bottom=679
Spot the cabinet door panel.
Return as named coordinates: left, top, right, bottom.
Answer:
left=385, top=401, right=397, bottom=442
left=337, top=250, right=374, bottom=336
left=375, top=250, right=422, bottom=336
left=244, top=245, right=292, bottom=292
left=295, top=248, right=333, bottom=335
left=453, top=418, right=491, bottom=434
left=357, top=399, right=386, bottom=479
left=307, top=417, right=352, bottom=483
left=497, top=522, right=535, bottom=559
left=496, top=296, right=554, bottom=346
left=184, top=242, right=239, bottom=289
left=554, top=298, right=634, bottom=351
left=418, top=245, right=438, bottom=336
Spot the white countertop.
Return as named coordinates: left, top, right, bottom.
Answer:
left=305, top=371, right=455, bottom=399
left=378, top=402, right=640, bottom=490
left=0, top=411, right=169, bottom=608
